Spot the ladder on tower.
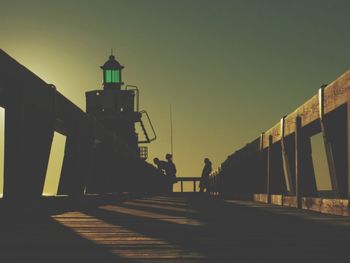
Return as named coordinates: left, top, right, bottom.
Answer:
left=138, top=110, right=157, bottom=144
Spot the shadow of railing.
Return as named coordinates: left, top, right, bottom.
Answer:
left=0, top=212, right=135, bottom=262
left=78, top=195, right=350, bottom=262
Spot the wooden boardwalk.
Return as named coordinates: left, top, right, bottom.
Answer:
left=1, top=195, right=350, bottom=262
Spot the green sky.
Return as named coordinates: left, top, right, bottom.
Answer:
left=1, top=0, right=350, bottom=194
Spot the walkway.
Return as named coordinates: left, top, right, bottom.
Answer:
left=1, top=195, right=350, bottom=262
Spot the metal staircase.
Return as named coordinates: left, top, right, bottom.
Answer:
left=138, top=110, right=157, bottom=144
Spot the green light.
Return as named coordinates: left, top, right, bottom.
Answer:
left=105, top=70, right=112, bottom=83
left=112, top=70, right=120, bottom=83
left=105, top=69, right=119, bottom=83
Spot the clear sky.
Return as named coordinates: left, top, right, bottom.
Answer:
left=1, top=0, right=350, bottom=194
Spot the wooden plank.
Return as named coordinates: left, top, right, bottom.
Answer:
left=2, top=195, right=350, bottom=261
left=270, top=194, right=283, bottom=205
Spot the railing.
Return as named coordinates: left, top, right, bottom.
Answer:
left=139, top=146, right=148, bottom=160
left=209, top=70, right=350, bottom=216
left=175, top=177, right=201, bottom=193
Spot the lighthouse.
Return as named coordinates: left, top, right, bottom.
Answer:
left=100, top=52, right=124, bottom=90
left=85, top=51, right=155, bottom=159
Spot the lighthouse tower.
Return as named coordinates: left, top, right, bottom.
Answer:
left=85, top=52, right=155, bottom=157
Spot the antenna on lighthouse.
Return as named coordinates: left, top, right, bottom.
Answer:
left=170, top=103, right=174, bottom=158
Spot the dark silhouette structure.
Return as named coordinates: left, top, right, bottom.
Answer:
left=2, top=49, right=350, bottom=261
left=0, top=49, right=165, bottom=207
left=1, top=48, right=350, bottom=213
left=85, top=53, right=156, bottom=193
left=86, top=52, right=156, bottom=155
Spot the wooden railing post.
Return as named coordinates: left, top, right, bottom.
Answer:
left=180, top=181, right=183, bottom=193
left=319, top=87, right=339, bottom=196
left=347, top=90, right=350, bottom=203
left=295, top=116, right=302, bottom=209
left=280, top=116, right=294, bottom=194
left=267, top=135, right=272, bottom=203
left=193, top=180, right=196, bottom=192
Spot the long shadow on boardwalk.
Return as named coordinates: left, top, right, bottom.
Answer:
left=0, top=211, right=137, bottom=262
left=2, top=196, right=350, bottom=262
left=82, top=196, right=350, bottom=262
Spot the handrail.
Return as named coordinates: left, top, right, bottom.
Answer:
left=174, top=177, right=201, bottom=193
left=139, top=110, right=157, bottom=143
left=176, top=177, right=201, bottom=182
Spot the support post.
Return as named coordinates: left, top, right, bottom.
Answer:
left=347, top=90, right=350, bottom=202
left=280, top=117, right=294, bottom=194
left=193, top=180, right=196, bottom=192
left=267, top=135, right=272, bottom=203
left=319, top=87, right=339, bottom=196
left=3, top=88, right=55, bottom=206
left=180, top=180, right=183, bottom=193
left=57, top=119, right=93, bottom=197
left=295, top=116, right=302, bottom=209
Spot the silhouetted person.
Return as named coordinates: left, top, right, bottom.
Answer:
left=154, top=156, right=176, bottom=179
left=165, top=153, right=177, bottom=182
left=200, top=158, right=212, bottom=193
left=154, top=156, right=175, bottom=193
left=153, top=157, right=168, bottom=173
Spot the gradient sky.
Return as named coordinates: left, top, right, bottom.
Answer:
left=1, top=0, right=350, bottom=194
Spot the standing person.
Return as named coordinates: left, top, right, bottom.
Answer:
left=153, top=157, right=167, bottom=173
left=165, top=153, right=177, bottom=182
left=200, top=158, right=212, bottom=193
left=153, top=157, right=171, bottom=193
